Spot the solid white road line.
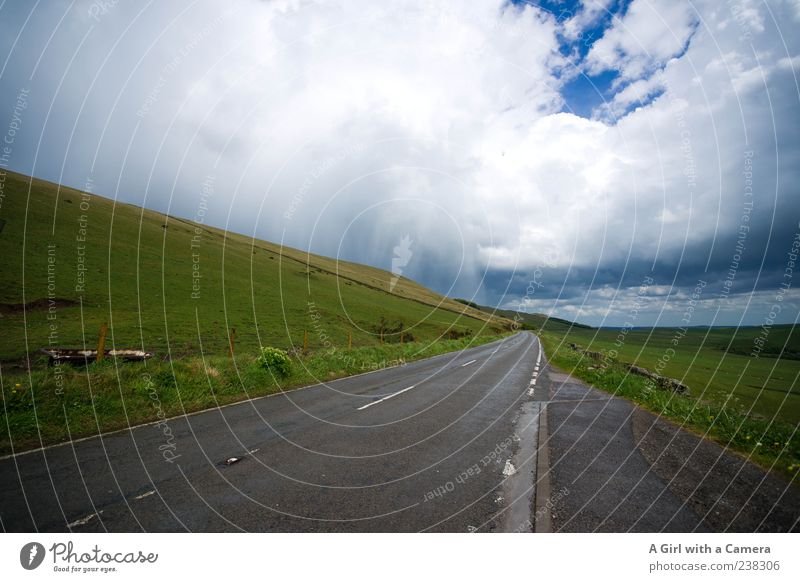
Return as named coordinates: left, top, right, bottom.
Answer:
left=357, top=385, right=416, bottom=411
left=461, top=359, right=477, bottom=367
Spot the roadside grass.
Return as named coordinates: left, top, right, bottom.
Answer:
left=536, top=325, right=800, bottom=425
left=0, top=334, right=508, bottom=455
left=539, top=331, right=800, bottom=479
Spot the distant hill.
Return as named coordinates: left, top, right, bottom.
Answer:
left=472, top=305, right=591, bottom=332
left=0, top=170, right=512, bottom=363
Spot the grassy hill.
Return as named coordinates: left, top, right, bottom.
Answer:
left=476, top=305, right=592, bottom=333
left=0, top=170, right=512, bottom=453
left=0, top=170, right=511, bottom=365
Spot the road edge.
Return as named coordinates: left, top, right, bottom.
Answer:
left=533, top=401, right=552, bottom=532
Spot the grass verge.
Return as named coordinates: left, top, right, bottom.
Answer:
left=539, top=331, right=799, bottom=480
left=0, top=334, right=508, bottom=455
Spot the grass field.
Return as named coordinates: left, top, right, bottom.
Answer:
left=0, top=170, right=510, bottom=365
left=0, top=170, right=512, bottom=452
left=539, top=325, right=800, bottom=426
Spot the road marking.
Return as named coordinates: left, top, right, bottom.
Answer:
left=357, top=385, right=416, bottom=410
left=67, top=511, right=103, bottom=528
left=502, top=460, right=516, bottom=477
left=461, top=359, right=477, bottom=367
left=0, top=334, right=519, bottom=463
left=529, top=379, right=537, bottom=386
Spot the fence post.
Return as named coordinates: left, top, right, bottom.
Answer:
left=229, top=327, right=236, bottom=358
left=96, top=323, right=108, bottom=362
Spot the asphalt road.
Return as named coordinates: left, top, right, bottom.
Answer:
left=2, top=331, right=797, bottom=532
left=542, top=369, right=799, bottom=532
left=0, top=332, right=542, bottom=532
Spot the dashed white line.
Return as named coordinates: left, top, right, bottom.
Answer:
left=529, top=344, right=543, bottom=398
left=461, top=359, right=477, bottom=367
left=67, top=511, right=102, bottom=528
left=133, top=490, right=155, bottom=500
left=357, top=385, right=416, bottom=410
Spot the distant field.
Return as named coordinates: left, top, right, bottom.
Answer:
left=0, top=170, right=511, bottom=367
left=542, top=325, right=800, bottom=425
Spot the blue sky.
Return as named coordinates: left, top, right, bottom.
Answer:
left=0, top=0, right=798, bottom=327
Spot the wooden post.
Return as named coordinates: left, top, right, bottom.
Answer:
left=303, top=330, right=308, bottom=355
left=96, top=323, right=108, bottom=362
left=229, top=327, right=236, bottom=358
left=348, top=331, right=352, bottom=349
left=400, top=331, right=405, bottom=344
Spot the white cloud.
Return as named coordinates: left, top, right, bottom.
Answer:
left=563, top=0, right=616, bottom=40
left=592, top=72, right=667, bottom=119
left=585, top=0, right=697, bottom=81
left=0, top=0, right=798, bottom=325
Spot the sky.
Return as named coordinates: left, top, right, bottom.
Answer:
left=0, top=0, right=798, bottom=327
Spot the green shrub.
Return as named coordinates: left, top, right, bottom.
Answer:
left=256, top=346, right=292, bottom=377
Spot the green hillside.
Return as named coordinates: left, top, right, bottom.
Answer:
left=477, top=306, right=592, bottom=333
left=0, top=170, right=514, bottom=453
left=0, top=170, right=511, bottom=365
